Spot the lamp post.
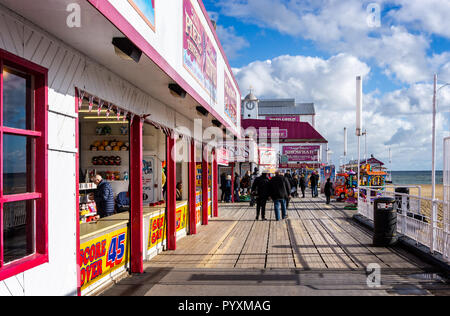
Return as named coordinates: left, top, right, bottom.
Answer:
left=356, top=76, right=363, bottom=198
left=362, top=129, right=368, bottom=164
left=431, top=74, right=450, bottom=252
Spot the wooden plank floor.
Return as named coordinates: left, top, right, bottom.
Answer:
left=145, top=195, right=434, bottom=272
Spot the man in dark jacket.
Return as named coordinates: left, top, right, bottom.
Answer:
left=324, top=178, right=334, bottom=204
left=283, top=173, right=292, bottom=210
left=234, top=172, right=240, bottom=202
left=220, top=172, right=227, bottom=202
left=92, top=175, right=115, bottom=218
left=310, top=171, right=318, bottom=197
left=251, top=173, right=270, bottom=220
left=299, top=174, right=306, bottom=198
left=269, top=171, right=289, bottom=221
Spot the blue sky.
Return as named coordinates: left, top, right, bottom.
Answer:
left=204, top=0, right=450, bottom=170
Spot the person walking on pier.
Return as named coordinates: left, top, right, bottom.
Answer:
left=234, top=172, right=240, bottom=202
left=252, top=172, right=270, bottom=221
left=310, top=171, right=318, bottom=198
left=299, top=174, right=306, bottom=198
left=224, top=175, right=232, bottom=203
left=324, top=178, right=333, bottom=205
left=283, top=172, right=292, bottom=210
left=269, top=171, right=289, bottom=221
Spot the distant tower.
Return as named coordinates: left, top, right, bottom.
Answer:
left=242, top=88, right=259, bottom=119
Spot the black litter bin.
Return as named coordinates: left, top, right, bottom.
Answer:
left=373, top=197, right=398, bottom=246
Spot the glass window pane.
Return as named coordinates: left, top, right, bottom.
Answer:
left=3, top=67, right=33, bottom=130
left=3, top=200, right=35, bottom=264
left=3, top=135, right=35, bottom=195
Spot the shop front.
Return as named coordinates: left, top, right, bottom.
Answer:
left=0, top=0, right=240, bottom=296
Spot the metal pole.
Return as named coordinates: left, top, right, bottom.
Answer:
left=431, top=73, right=437, bottom=252
left=365, top=129, right=368, bottom=164
left=356, top=76, right=363, bottom=199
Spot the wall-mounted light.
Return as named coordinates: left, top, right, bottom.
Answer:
left=168, top=83, right=187, bottom=98
left=112, top=37, right=142, bottom=63
left=196, top=106, right=209, bottom=117
left=212, top=119, right=222, bottom=128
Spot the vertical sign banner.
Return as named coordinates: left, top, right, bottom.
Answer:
left=196, top=163, right=202, bottom=225
left=142, top=156, right=155, bottom=205
left=183, top=0, right=217, bottom=102
left=128, top=0, right=155, bottom=31
left=224, top=71, right=237, bottom=126
left=148, top=213, right=166, bottom=250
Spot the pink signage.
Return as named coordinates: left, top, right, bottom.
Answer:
left=217, top=147, right=229, bottom=166
left=283, top=145, right=320, bottom=162
left=183, top=0, right=217, bottom=101
left=266, top=116, right=300, bottom=122
left=258, top=129, right=288, bottom=138
left=224, top=71, right=237, bottom=126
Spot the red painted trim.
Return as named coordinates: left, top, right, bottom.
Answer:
left=0, top=193, right=42, bottom=204
left=1, top=126, right=42, bottom=137
left=212, top=148, right=218, bottom=217
left=85, top=0, right=240, bottom=137
left=0, top=254, right=48, bottom=282
left=188, top=140, right=197, bottom=235
left=166, top=134, right=177, bottom=250
left=0, top=48, right=48, bottom=281
left=34, top=60, right=48, bottom=259
left=130, top=117, right=144, bottom=273
left=0, top=58, right=3, bottom=267
left=0, top=49, right=48, bottom=75
left=202, top=145, right=208, bottom=225
left=75, top=88, right=81, bottom=296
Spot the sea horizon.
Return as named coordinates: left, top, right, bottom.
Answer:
left=389, top=170, right=444, bottom=185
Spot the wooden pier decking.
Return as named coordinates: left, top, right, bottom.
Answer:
left=102, top=196, right=450, bottom=296
left=146, top=198, right=431, bottom=271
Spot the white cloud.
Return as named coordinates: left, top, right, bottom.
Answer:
left=389, top=0, right=450, bottom=39
left=216, top=25, right=250, bottom=60
left=234, top=53, right=450, bottom=170
left=216, top=0, right=450, bottom=84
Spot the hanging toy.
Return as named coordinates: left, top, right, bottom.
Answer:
left=98, top=99, right=104, bottom=116
left=88, top=95, right=94, bottom=112
left=117, top=107, right=121, bottom=121
left=78, top=89, right=85, bottom=110
left=123, top=111, right=128, bottom=122
left=106, top=103, right=113, bottom=117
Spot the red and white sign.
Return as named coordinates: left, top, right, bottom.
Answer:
left=259, top=147, right=277, bottom=166
left=217, top=147, right=229, bottom=166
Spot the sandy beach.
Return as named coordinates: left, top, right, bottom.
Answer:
left=386, top=184, right=445, bottom=222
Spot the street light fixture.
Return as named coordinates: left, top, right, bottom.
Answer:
left=431, top=74, right=450, bottom=252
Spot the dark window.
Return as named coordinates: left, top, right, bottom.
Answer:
left=0, top=49, right=47, bottom=280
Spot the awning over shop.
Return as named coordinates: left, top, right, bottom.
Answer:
left=241, top=119, right=327, bottom=143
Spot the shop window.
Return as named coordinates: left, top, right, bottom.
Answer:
left=0, top=49, right=48, bottom=281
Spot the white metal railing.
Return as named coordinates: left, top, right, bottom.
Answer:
left=3, top=202, right=27, bottom=230
left=358, top=185, right=449, bottom=263
left=444, top=137, right=450, bottom=262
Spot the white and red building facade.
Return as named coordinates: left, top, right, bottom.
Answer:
left=0, top=0, right=241, bottom=296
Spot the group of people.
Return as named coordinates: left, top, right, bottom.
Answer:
left=220, top=170, right=258, bottom=203
left=220, top=169, right=335, bottom=220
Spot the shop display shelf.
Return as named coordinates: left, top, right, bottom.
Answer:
left=80, top=212, right=97, bottom=218
left=79, top=183, right=97, bottom=190
left=83, top=150, right=129, bottom=153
